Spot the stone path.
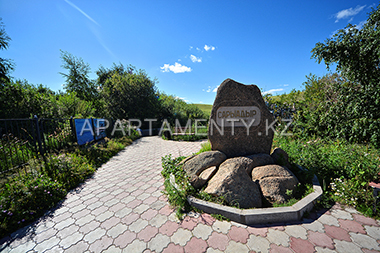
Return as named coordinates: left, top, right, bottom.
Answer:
left=1, top=136, right=380, bottom=253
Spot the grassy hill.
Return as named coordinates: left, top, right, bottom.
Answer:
left=193, top=104, right=212, bottom=115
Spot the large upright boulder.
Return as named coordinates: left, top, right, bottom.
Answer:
left=204, top=157, right=262, bottom=208
left=208, top=79, right=275, bottom=157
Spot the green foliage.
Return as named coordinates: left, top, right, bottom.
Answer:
left=294, top=73, right=380, bottom=148
left=59, top=50, right=99, bottom=102
left=196, top=141, right=211, bottom=154
left=274, top=134, right=380, bottom=217
left=100, top=65, right=160, bottom=121
left=0, top=18, right=14, bottom=82
left=0, top=135, right=138, bottom=237
left=157, top=93, right=208, bottom=126
left=307, top=4, right=380, bottom=148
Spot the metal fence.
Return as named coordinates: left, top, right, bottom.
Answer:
left=0, top=116, right=112, bottom=174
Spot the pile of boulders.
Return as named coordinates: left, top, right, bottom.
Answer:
left=178, top=79, right=300, bottom=209
left=181, top=148, right=299, bottom=209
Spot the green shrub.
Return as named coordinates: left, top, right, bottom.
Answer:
left=274, top=134, right=380, bottom=217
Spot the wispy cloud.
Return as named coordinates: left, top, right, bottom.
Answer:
left=262, top=88, right=284, bottom=95
left=64, top=0, right=99, bottom=26
left=204, top=44, right=215, bottom=51
left=335, top=5, right=366, bottom=23
left=190, top=55, right=202, bottom=63
left=160, top=62, right=192, bottom=73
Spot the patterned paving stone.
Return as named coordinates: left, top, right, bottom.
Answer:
left=54, top=217, right=75, bottom=230
left=114, top=207, right=133, bottom=218
left=113, top=230, right=136, bottom=248
left=314, top=246, right=337, bottom=253
left=141, top=209, right=159, bottom=221
left=34, top=227, right=58, bottom=243
left=334, top=239, right=362, bottom=253
left=59, top=231, right=84, bottom=249
left=75, top=214, right=96, bottom=226
left=307, top=231, right=334, bottom=250
left=124, top=239, right=147, bottom=253
left=137, top=225, right=159, bottom=242
left=330, top=209, right=353, bottom=220
left=170, top=228, right=192, bottom=246
left=101, top=217, right=121, bottom=230
left=79, top=220, right=100, bottom=234
left=33, top=236, right=61, bottom=252
left=266, top=229, right=290, bottom=246
left=129, top=219, right=149, bottom=233
left=149, top=213, right=169, bottom=228
left=121, top=213, right=140, bottom=226
left=349, top=232, right=380, bottom=251
left=83, top=227, right=106, bottom=244
left=181, top=217, right=198, bottom=230
left=184, top=236, right=208, bottom=253
left=246, top=226, right=268, bottom=237
left=162, top=243, right=184, bottom=253
left=159, top=221, right=180, bottom=237
left=318, top=214, right=340, bottom=226
left=289, top=237, right=315, bottom=253
left=301, top=219, right=325, bottom=233
left=96, top=210, right=114, bottom=222
left=10, top=239, right=36, bottom=253
left=246, top=234, right=271, bottom=252
left=284, top=224, right=307, bottom=239
left=225, top=240, right=250, bottom=253
left=353, top=214, right=379, bottom=226
left=103, top=245, right=122, bottom=253
left=134, top=204, right=151, bottom=214
left=88, top=235, right=113, bottom=253
left=148, top=233, right=171, bottom=252
left=212, top=220, right=231, bottom=234
left=339, top=219, right=366, bottom=234
left=107, top=224, right=129, bottom=239
left=269, top=244, right=293, bottom=253
left=65, top=241, right=89, bottom=253
left=199, top=213, right=216, bottom=226
left=324, top=225, right=351, bottom=242
left=365, top=225, right=380, bottom=240
left=207, top=232, right=229, bottom=251
left=228, top=226, right=249, bottom=243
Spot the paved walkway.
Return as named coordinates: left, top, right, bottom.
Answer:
left=1, top=136, right=380, bottom=253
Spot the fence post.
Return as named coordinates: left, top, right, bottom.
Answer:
left=70, top=116, right=78, bottom=144
left=34, top=115, right=44, bottom=157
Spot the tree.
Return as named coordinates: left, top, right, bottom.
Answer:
left=307, top=4, right=380, bottom=147
left=100, top=65, right=160, bottom=121
left=311, top=3, right=380, bottom=91
left=0, top=18, right=14, bottom=82
left=59, top=50, right=98, bottom=102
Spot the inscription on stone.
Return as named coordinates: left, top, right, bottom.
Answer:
left=216, top=106, right=261, bottom=127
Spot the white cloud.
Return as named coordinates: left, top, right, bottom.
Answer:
left=283, top=84, right=289, bottom=87
left=262, top=88, right=284, bottom=95
left=190, top=55, right=202, bottom=63
left=212, top=85, right=219, bottom=92
left=160, top=62, right=192, bottom=73
left=204, top=44, right=216, bottom=51
left=335, top=5, right=366, bottom=22
left=206, top=86, right=212, bottom=92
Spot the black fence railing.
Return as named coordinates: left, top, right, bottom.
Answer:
left=0, top=116, right=113, bottom=175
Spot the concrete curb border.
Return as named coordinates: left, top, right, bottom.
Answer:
left=188, top=175, right=323, bottom=225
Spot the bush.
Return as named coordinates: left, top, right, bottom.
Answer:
left=274, top=134, right=380, bottom=217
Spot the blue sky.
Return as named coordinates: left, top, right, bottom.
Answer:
left=1, top=1, right=376, bottom=104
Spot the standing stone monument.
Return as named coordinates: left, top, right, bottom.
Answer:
left=208, top=79, right=275, bottom=157
left=180, top=78, right=298, bottom=209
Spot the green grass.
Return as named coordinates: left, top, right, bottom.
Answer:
left=193, top=104, right=212, bottom=115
